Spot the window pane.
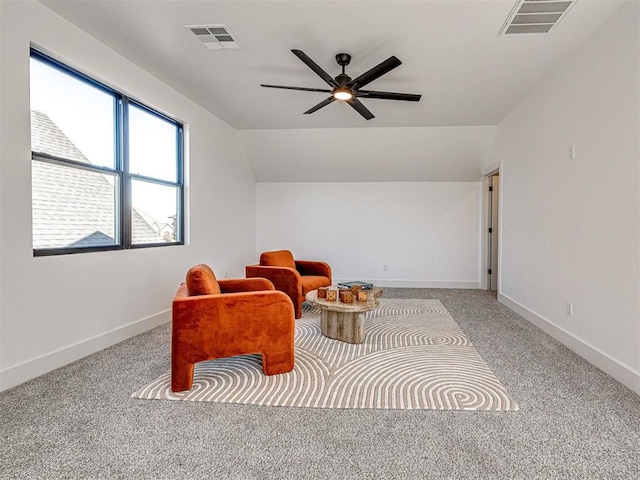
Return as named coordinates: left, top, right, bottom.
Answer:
left=131, top=180, right=179, bottom=244
left=30, top=56, right=116, bottom=169
left=128, top=104, right=178, bottom=182
left=32, top=161, right=118, bottom=249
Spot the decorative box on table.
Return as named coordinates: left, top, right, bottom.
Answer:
left=338, top=281, right=373, bottom=291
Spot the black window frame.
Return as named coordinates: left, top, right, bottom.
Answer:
left=30, top=48, right=184, bottom=256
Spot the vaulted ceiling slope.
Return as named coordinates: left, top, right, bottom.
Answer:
left=40, top=0, right=625, bottom=130
left=239, top=126, right=497, bottom=182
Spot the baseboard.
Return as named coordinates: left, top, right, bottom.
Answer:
left=334, top=278, right=481, bottom=289
left=0, top=310, right=171, bottom=393
left=499, top=293, right=640, bottom=396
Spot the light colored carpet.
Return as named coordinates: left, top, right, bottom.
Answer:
left=133, top=299, right=518, bottom=411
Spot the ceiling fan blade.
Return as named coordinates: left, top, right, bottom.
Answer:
left=347, top=98, right=375, bottom=120
left=356, top=90, right=421, bottom=102
left=291, top=50, right=338, bottom=88
left=304, top=96, right=336, bottom=114
left=346, top=56, right=402, bottom=90
left=261, top=84, right=332, bottom=93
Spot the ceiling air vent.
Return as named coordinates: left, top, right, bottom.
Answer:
left=185, top=24, right=242, bottom=50
left=499, top=0, right=578, bottom=36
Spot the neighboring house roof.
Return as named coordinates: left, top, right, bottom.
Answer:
left=135, top=207, right=172, bottom=237
left=31, top=111, right=164, bottom=248
left=31, top=110, right=88, bottom=163
left=67, top=231, right=116, bottom=248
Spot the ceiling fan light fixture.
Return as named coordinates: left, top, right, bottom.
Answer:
left=333, top=88, right=353, bottom=101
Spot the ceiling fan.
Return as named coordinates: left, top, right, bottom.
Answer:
left=261, top=49, right=421, bottom=120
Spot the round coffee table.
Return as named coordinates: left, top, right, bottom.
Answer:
left=305, top=287, right=383, bottom=344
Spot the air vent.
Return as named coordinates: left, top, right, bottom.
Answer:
left=185, top=24, right=242, bottom=50
left=499, top=0, right=578, bottom=36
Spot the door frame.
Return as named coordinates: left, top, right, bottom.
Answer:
left=481, top=163, right=501, bottom=291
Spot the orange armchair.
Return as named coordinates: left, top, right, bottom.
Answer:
left=246, top=250, right=332, bottom=319
left=171, top=264, right=295, bottom=393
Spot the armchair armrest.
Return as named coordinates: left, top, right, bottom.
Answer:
left=172, top=287, right=294, bottom=384
left=173, top=289, right=294, bottom=330
left=171, top=283, right=295, bottom=391
left=218, top=278, right=275, bottom=293
left=246, top=265, right=303, bottom=314
left=295, top=260, right=332, bottom=282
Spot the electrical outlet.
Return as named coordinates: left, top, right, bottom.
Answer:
left=224, top=270, right=228, bottom=278
left=566, top=301, right=573, bottom=316
left=570, top=145, right=576, bottom=159
left=383, top=265, right=388, bottom=272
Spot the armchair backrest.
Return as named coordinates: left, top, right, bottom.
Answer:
left=259, top=250, right=296, bottom=269
left=186, top=264, right=221, bottom=296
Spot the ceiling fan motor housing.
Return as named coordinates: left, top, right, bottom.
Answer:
left=334, top=73, right=351, bottom=86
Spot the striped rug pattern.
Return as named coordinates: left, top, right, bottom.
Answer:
left=132, top=299, right=518, bottom=411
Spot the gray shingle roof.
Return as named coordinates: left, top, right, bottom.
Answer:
left=31, top=110, right=89, bottom=163
left=31, top=111, right=166, bottom=248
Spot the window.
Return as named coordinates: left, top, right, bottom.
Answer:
left=30, top=48, right=184, bottom=255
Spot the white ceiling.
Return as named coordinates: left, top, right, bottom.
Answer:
left=40, top=0, right=624, bottom=130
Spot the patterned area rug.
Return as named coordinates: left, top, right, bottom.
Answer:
left=132, top=299, right=518, bottom=411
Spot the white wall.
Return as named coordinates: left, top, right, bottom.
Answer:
left=257, top=182, right=482, bottom=287
left=489, top=0, right=639, bottom=393
left=0, top=1, right=257, bottom=391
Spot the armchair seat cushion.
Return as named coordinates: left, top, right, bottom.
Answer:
left=300, top=275, right=331, bottom=295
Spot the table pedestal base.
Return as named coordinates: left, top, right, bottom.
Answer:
left=320, top=310, right=366, bottom=344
